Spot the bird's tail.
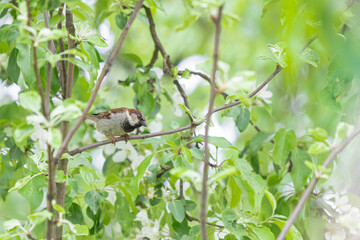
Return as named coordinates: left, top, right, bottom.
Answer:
left=85, top=115, right=98, bottom=122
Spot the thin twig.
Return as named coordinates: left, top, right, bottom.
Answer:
left=156, top=166, right=173, bottom=178
left=146, top=45, right=159, bottom=68
left=276, top=125, right=360, bottom=240
left=299, top=34, right=318, bottom=54
left=186, top=213, right=224, bottom=229
left=26, top=233, right=36, bottom=240
left=67, top=123, right=201, bottom=156
left=201, top=6, right=223, bottom=240
left=144, top=7, right=172, bottom=70
left=144, top=7, right=193, bottom=122
left=54, top=0, right=144, bottom=163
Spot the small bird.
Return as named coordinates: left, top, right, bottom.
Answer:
left=86, top=107, right=147, bottom=144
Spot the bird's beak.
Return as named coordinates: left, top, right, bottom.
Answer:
left=140, top=120, right=147, bottom=127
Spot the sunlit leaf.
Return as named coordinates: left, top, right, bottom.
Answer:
left=273, top=129, right=297, bottom=166
left=168, top=200, right=185, bottom=222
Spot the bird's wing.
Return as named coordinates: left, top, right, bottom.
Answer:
left=91, top=107, right=127, bottom=119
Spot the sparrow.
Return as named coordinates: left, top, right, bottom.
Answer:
left=86, top=108, right=147, bottom=144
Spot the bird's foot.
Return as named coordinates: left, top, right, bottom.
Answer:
left=122, top=134, right=130, bottom=143
left=108, top=135, right=117, bottom=145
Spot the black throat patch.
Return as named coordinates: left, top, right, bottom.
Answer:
left=122, top=119, right=142, bottom=133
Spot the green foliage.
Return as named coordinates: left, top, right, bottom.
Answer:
left=1, top=0, right=360, bottom=239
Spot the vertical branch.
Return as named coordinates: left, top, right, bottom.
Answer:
left=55, top=8, right=76, bottom=239
left=276, top=125, right=360, bottom=240
left=26, top=1, right=55, bottom=239
left=57, top=4, right=67, bottom=89
left=54, top=0, right=144, bottom=160
left=44, top=11, right=63, bottom=85
left=65, top=8, right=75, bottom=99
left=200, top=5, right=223, bottom=240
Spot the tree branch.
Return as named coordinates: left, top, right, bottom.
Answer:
left=186, top=213, right=224, bottom=229
left=146, top=45, right=159, bottom=68
left=201, top=5, right=223, bottom=240
left=144, top=7, right=193, bottom=123
left=54, top=0, right=144, bottom=163
left=67, top=123, right=200, bottom=156
left=144, top=7, right=172, bottom=70
left=44, top=11, right=63, bottom=85
left=57, top=4, right=67, bottom=89
left=26, top=2, right=54, bottom=238
left=55, top=8, right=76, bottom=239
left=276, top=125, right=360, bottom=240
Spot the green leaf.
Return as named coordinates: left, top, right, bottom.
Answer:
left=184, top=200, right=196, bottom=211
left=222, top=209, right=245, bottom=239
left=115, top=12, right=128, bottom=30
left=74, top=225, right=89, bottom=236
left=50, top=99, right=83, bottom=125
left=267, top=42, right=287, bottom=68
left=85, top=34, right=108, bottom=47
left=250, top=225, right=275, bottom=240
left=84, top=190, right=96, bottom=213
left=79, top=165, right=102, bottom=185
left=264, top=190, right=277, bottom=215
left=4, top=219, right=21, bottom=231
left=209, top=167, right=237, bottom=184
left=0, top=102, right=27, bottom=125
left=235, top=106, right=250, bottom=132
left=208, top=136, right=238, bottom=150
left=115, top=192, right=134, bottom=237
left=0, top=3, right=19, bottom=12
left=8, top=173, right=42, bottom=192
left=234, top=159, right=265, bottom=212
left=319, top=59, right=353, bottom=111
left=16, top=44, right=35, bottom=87
left=168, top=200, right=185, bottom=222
left=35, top=28, right=67, bottom=46
left=7, top=48, right=20, bottom=83
left=52, top=202, right=65, bottom=213
left=175, top=13, right=199, bottom=31
left=178, top=104, right=193, bottom=118
left=181, top=69, right=191, bottom=79
left=137, top=92, right=156, bottom=117
left=308, top=142, right=329, bottom=155
left=55, top=170, right=67, bottom=183
left=273, top=220, right=303, bottom=240
left=249, top=132, right=274, bottom=155
left=48, top=128, right=62, bottom=150
left=129, top=154, right=153, bottom=201
left=290, top=150, right=312, bottom=193
left=309, top=127, right=328, bottom=141
left=122, top=53, right=143, bottom=66
left=181, top=147, right=193, bottom=164
left=13, top=124, right=35, bottom=151
left=28, top=210, right=53, bottom=226
left=273, top=129, right=297, bottom=166
left=19, top=91, right=41, bottom=112
left=299, top=48, right=320, bottom=67
left=334, top=122, right=354, bottom=143
left=226, top=177, right=241, bottom=208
